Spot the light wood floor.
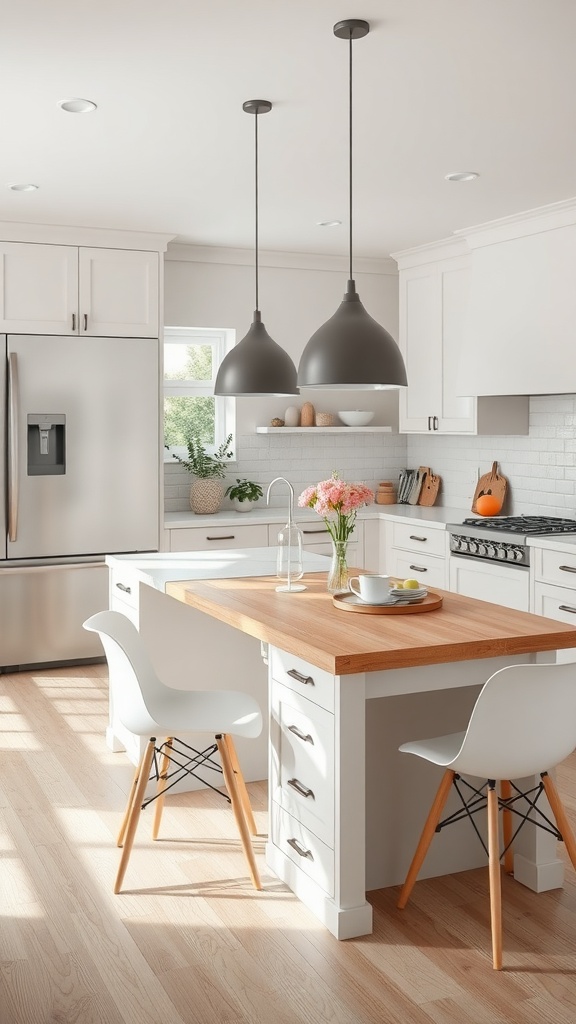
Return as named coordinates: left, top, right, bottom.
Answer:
left=2, top=665, right=576, bottom=1024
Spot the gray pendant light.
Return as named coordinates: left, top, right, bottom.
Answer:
left=214, top=100, right=298, bottom=397
left=298, top=20, right=408, bottom=391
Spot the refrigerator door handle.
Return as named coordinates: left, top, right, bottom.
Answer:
left=7, top=351, right=19, bottom=542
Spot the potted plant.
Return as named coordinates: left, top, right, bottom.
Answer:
left=172, top=434, right=233, bottom=514
left=225, top=478, right=263, bottom=513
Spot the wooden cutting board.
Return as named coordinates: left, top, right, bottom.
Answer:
left=418, top=468, right=441, bottom=506
left=471, top=461, right=508, bottom=513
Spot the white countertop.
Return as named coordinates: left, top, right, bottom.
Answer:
left=106, top=547, right=331, bottom=592
left=165, top=504, right=469, bottom=531
left=527, top=534, right=576, bottom=555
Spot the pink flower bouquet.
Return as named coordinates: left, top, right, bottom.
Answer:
left=298, top=474, right=374, bottom=545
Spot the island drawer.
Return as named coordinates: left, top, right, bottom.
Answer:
left=169, top=524, right=268, bottom=551
left=389, top=551, right=446, bottom=589
left=533, top=581, right=576, bottom=624
left=109, top=569, right=139, bottom=617
left=270, top=647, right=334, bottom=712
left=533, top=547, right=576, bottom=587
left=270, top=684, right=334, bottom=847
left=270, top=801, right=334, bottom=897
left=389, top=522, right=447, bottom=558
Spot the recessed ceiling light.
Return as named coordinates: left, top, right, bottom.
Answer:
left=317, top=220, right=342, bottom=228
left=8, top=183, right=38, bottom=192
left=445, top=171, right=479, bottom=182
left=58, top=98, right=97, bottom=113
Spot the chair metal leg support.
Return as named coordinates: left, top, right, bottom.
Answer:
left=541, top=771, right=576, bottom=873
left=216, top=734, right=262, bottom=891
left=487, top=781, right=503, bottom=970
left=397, top=769, right=455, bottom=910
left=152, top=737, right=174, bottom=840
left=114, top=738, right=156, bottom=894
left=223, top=733, right=258, bottom=836
left=500, top=780, right=514, bottom=874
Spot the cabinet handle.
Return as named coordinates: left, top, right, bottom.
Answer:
left=287, top=837, right=314, bottom=860
left=115, top=582, right=132, bottom=594
left=288, top=778, right=315, bottom=799
left=559, top=605, right=576, bottom=614
left=83, top=313, right=88, bottom=331
left=409, top=535, right=427, bottom=542
left=302, top=528, right=330, bottom=535
left=559, top=565, right=576, bottom=574
left=433, top=416, right=439, bottom=430
left=72, top=312, right=76, bottom=331
left=427, top=416, right=432, bottom=431
left=409, top=564, right=427, bottom=573
left=288, top=724, right=314, bottom=745
left=287, top=668, right=314, bottom=686
left=206, top=535, right=235, bottom=541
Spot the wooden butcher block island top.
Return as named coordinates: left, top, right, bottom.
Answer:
left=165, top=574, right=576, bottom=676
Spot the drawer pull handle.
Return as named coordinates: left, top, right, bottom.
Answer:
left=559, top=565, right=576, bottom=574
left=559, top=605, right=576, bottom=614
left=287, top=837, right=314, bottom=860
left=409, top=564, right=427, bottom=573
left=409, top=535, right=427, bottom=542
left=287, top=668, right=314, bottom=686
left=302, top=528, right=330, bottom=535
left=115, top=582, right=132, bottom=594
left=288, top=724, right=314, bottom=745
left=288, top=778, right=315, bottom=799
left=206, top=535, right=235, bottom=541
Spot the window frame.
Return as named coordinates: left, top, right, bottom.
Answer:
left=163, top=325, right=236, bottom=461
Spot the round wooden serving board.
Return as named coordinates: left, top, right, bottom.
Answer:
left=332, top=591, right=443, bottom=614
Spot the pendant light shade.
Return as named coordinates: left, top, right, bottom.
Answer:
left=298, top=20, right=407, bottom=391
left=215, top=100, right=298, bottom=397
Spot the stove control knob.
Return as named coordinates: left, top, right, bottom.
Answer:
left=468, top=540, right=478, bottom=554
left=513, top=548, right=524, bottom=562
left=506, top=547, right=517, bottom=561
left=497, top=546, right=507, bottom=559
left=478, top=543, right=487, bottom=556
left=459, top=539, right=468, bottom=552
left=486, top=543, right=496, bottom=557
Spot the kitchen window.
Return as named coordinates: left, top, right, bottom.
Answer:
left=163, top=326, right=235, bottom=458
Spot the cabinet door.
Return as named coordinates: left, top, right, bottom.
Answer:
left=0, top=242, right=78, bottom=334
left=437, top=261, right=476, bottom=432
left=79, top=248, right=159, bottom=337
left=398, top=268, right=441, bottom=432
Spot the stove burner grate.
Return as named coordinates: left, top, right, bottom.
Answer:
left=462, top=516, right=576, bottom=535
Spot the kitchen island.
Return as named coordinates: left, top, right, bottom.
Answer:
left=164, top=569, right=576, bottom=939
left=106, top=549, right=576, bottom=939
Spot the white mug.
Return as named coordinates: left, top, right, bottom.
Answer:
left=348, top=574, right=392, bottom=604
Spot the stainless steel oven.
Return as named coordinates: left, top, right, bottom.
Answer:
left=447, top=516, right=576, bottom=611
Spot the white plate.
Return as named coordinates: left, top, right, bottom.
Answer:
left=341, top=592, right=400, bottom=607
left=390, top=587, right=427, bottom=600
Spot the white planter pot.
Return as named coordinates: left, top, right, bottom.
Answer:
left=233, top=498, right=254, bottom=513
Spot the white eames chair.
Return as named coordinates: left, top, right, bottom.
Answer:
left=84, top=610, right=263, bottom=894
left=396, top=662, right=576, bottom=969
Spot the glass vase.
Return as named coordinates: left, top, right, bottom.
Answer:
left=327, top=539, right=350, bottom=594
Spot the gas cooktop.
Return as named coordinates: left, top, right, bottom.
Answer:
left=460, top=516, right=576, bottom=535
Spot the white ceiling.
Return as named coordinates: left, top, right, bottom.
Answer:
left=2, top=0, right=576, bottom=258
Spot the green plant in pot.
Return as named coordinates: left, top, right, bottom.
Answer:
left=225, top=478, right=263, bottom=513
left=172, top=434, right=233, bottom=515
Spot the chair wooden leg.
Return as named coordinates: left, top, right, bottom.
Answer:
left=216, top=734, right=262, bottom=891
left=223, top=733, right=258, bottom=835
left=397, top=769, right=455, bottom=910
left=117, top=759, right=142, bottom=849
left=500, top=780, right=514, bottom=875
left=114, top=738, right=156, bottom=894
left=487, top=782, right=503, bottom=970
left=541, top=772, right=576, bottom=873
left=152, top=737, right=174, bottom=840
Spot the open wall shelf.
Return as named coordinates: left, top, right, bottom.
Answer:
left=256, top=426, right=393, bottom=434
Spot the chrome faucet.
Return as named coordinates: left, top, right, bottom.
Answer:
left=266, top=477, right=306, bottom=592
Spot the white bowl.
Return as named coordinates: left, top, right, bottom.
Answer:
left=337, top=410, right=375, bottom=427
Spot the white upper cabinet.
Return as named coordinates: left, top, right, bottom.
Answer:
left=0, top=241, right=159, bottom=337
left=457, top=200, right=576, bottom=397
left=394, top=240, right=528, bottom=435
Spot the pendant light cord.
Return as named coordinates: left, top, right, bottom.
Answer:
left=254, top=109, right=260, bottom=313
left=348, top=32, right=353, bottom=282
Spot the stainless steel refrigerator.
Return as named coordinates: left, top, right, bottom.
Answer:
left=0, top=334, right=159, bottom=669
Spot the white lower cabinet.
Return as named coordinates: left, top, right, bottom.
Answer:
left=384, top=521, right=448, bottom=588
left=270, top=802, right=335, bottom=897
left=449, top=558, right=529, bottom=611
left=169, top=523, right=268, bottom=551
left=532, top=545, right=576, bottom=660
